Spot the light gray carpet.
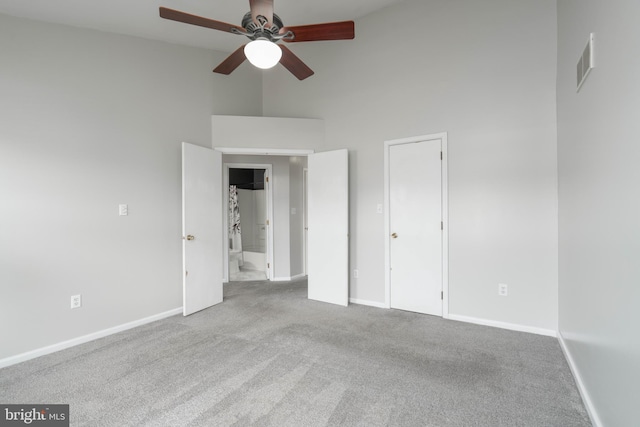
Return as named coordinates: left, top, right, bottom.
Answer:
left=0, top=279, right=590, bottom=426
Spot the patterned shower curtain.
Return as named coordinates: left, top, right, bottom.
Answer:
left=229, top=185, right=242, bottom=251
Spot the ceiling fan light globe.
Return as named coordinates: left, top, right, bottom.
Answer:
left=244, top=39, right=282, bottom=69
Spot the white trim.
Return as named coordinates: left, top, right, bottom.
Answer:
left=0, top=308, right=182, bottom=369
left=558, top=332, right=603, bottom=427
left=302, top=167, right=308, bottom=276
left=448, top=314, right=557, bottom=337
left=290, top=273, right=307, bottom=281
left=216, top=147, right=314, bottom=156
left=223, top=163, right=274, bottom=282
left=272, top=276, right=292, bottom=282
left=384, top=133, right=449, bottom=315
left=441, top=136, right=449, bottom=318
left=349, top=298, right=388, bottom=309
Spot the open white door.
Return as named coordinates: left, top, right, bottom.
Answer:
left=307, top=149, right=349, bottom=306
left=182, top=142, right=223, bottom=316
left=388, top=139, right=443, bottom=316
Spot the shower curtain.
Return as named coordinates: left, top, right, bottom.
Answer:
left=229, top=185, right=243, bottom=252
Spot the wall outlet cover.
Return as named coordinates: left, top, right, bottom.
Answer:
left=498, top=283, right=508, bottom=297
left=71, top=294, right=82, bottom=309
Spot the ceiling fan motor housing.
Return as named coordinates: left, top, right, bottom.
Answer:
left=241, top=12, right=284, bottom=41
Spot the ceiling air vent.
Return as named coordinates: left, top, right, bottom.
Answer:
left=577, top=33, right=595, bottom=92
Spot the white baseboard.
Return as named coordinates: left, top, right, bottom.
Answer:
left=558, top=332, right=602, bottom=427
left=447, top=314, right=557, bottom=337
left=0, top=307, right=182, bottom=369
left=290, top=274, right=307, bottom=281
left=349, top=298, right=388, bottom=309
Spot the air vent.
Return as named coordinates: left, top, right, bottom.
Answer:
left=577, top=33, right=595, bottom=92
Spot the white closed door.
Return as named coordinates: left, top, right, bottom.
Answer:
left=182, top=142, right=223, bottom=316
left=307, top=149, right=349, bottom=306
left=389, top=140, right=442, bottom=316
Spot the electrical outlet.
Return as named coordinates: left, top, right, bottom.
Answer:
left=498, top=283, right=508, bottom=297
left=71, top=294, right=82, bottom=309
left=353, top=269, right=359, bottom=279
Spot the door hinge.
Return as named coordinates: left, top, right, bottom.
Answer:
left=266, top=176, right=269, bottom=183
left=267, top=263, right=270, bottom=269
left=440, top=151, right=443, bottom=160
left=441, top=291, right=443, bottom=300
left=266, top=219, right=270, bottom=226
left=441, top=221, right=443, bottom=230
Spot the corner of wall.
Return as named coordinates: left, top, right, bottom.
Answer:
left=557, top=332, right=603, bottom=427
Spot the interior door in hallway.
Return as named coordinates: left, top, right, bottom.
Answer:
left=182, top=142, right=223, bottom=316
left=389, top=139, right=442, bottom=316
left=307, top=149, right=349, bottom=306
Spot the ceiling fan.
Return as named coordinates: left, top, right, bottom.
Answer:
left=159, top=0, right=355, bottom=80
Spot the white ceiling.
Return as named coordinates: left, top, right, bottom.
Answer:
left=0, top=0, right=405, bottom=52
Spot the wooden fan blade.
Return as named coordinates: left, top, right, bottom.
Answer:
left=280, top=21, right=354, bottom=42
left=159, top=7, right=244, bottom=34
left=213, top=45, right=247, bottom=75
left=279, top=45, right=314, bottom=80
left=250, top=0, right=274, bottom=26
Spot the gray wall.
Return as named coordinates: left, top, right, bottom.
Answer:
left=0, top=13, right=262, bottom=360
left=263, top=0, right=559, bottom=331
left=557, top=1, right=640, bottom=425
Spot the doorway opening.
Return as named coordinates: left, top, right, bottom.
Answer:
left=224, top=164, right=274, bottom=282
left=183, top=143, right=349, bottom=314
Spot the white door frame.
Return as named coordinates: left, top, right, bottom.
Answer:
left=303, top=167, right=308, bottom=276
left=217, top=147, right=314, bottom=283
left=383, top=133, right=449, bottom=318
left=223, top=163, right=274, bottom=282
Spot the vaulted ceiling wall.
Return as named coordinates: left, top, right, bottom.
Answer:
left=263, top=0, right=560, bottom=331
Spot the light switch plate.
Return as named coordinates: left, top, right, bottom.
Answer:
left=119, top=204, right=128, bottom=216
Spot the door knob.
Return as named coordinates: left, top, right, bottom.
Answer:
left=185, top=235, right=195, bottom=241
left=391, top=233, right=398, bottom=239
